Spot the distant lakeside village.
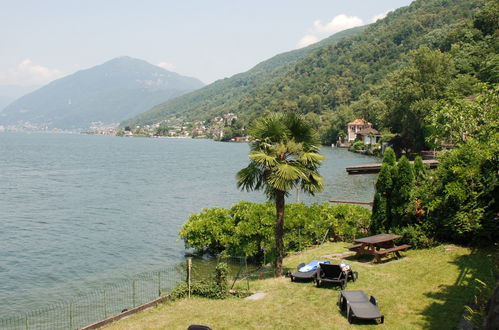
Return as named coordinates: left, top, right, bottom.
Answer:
left=0, top=112, right=250, bottom=142
left=89, top=114, right=383, bottom=147
left=0, top=115, right=415, bottom=157
left=115, top=113, right=249, bottom=142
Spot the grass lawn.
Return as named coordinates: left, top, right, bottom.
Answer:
left=104, top=243, right=496, bottom=330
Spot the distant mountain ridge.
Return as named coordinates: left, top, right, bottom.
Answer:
left=121, top=26, right=366, bottom=127
left=0, top=56, right=204, bottom=129
left=123, top=0, right=489, bottom=143
left=0, top=85, right=39, bottom=112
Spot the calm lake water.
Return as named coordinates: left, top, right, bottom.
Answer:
left=0, top=132, right=377, bottom=316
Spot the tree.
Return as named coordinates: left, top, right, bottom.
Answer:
left=391, top=156, right=415, bottom=227
left=413, top=156, right=427, bottom=182
left=380, top=46, right=456, bottom=152
left=382, top=147, right=397, bottom=166
left=426, top=85, right=499, bottom=146
left=424, top=137, right=498, bottom=244
left=236, top=113, right=324, bottom=276
left=371, top=148, right=395, bottom=233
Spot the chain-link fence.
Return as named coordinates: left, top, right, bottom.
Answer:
left=1, top=265, right=182, bottom=330
left=0, top=257, right=252, bottom=330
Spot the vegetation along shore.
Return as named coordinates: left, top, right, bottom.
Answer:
left=1, top=0, right=497, bottom=328
left=102, top=0, right=499, bottom=328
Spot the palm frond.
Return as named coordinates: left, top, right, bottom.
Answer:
left=249, top=151, right=278, bottom=167
left=299, top=152, right=326, bottom=165
left=238, top=113, right=324, bottom=199
left=274, top=163, right=306, bottom=181
left=236, top=161, right=264, bottom=191
left=251, top=113, right=289, bottom=143
left=267, top=173, right=296, bottom=192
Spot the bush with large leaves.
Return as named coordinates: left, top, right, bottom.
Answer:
left=180, top=201, right=371, bottom=263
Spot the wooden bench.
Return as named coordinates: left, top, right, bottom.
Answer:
left=374, top=244, right=411, bottom=257
left=345, top=243, right=363, bottom=251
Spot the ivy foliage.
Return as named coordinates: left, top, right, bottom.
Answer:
left=180, top=201, right=371, bottom=262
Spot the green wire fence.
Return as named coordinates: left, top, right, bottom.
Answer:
left=0, top=258, right=251, bottom=330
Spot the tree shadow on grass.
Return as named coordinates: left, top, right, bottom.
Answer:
left=343, top=254, right=406, bottom=264
left=420, top=248, right=497, bottom=330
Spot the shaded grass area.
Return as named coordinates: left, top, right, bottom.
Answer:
left=104, top=243, right=497, bottom=330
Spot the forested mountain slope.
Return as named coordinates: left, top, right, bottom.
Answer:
left=235, top=0, right=496, bottom=151
left=234, top=0, right=491, bottom=123
left=121, top=26, right=366, bottom=127
left=126, top=0, right=497, bottom=153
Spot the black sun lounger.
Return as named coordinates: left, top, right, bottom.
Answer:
left=290, top=263, right=318, bottom=281
left=314, top=263, right=348, bottom=289
left=187, top=325, right=212, bottom=330
left=338, top=290, right=384, bottom=324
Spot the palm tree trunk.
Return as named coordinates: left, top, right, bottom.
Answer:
left=274, top=190, right=285, bottom=277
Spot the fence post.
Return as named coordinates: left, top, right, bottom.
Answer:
left=187, top=258, right=192, bottom=298
left=69, top=301, right=74, bottom=329
left=25, top=314, right=29, bottom=330
left=103, top=290, right=108, bottom=318
left=299, top=228, right=301, bottom=251
left=321, top=228, right=330, bottom=245
left=158, top=271, right=162, bottom=297
left=132, top=280, right=136, bottom=307
left=245, top=257, right=250, bottom=290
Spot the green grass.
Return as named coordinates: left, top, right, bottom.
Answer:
left=104, top=243, right=497, bottom=330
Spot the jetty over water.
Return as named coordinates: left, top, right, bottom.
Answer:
left=346, top=159, right=439, bottom=175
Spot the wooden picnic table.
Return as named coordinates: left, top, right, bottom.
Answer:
left=346, top=233, right=411, bottom=262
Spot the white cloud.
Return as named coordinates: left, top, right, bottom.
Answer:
left=157, top=61, right=176, bottom=71
left=297, top=34, right=320, bottom=48
left=0, top=59, right=63, bottom=86
left=370, top=10, right=392, bottom=23
left=297, top=14, right=364, bottom=48
left=312, top=14, right=364, bottom=35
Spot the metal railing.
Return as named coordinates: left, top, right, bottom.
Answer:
left=0, top=265, right=182, bottom=330
left=0, top=257, right=250, bottom=330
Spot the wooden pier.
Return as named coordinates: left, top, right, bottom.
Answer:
left=329, top=200, right=373, bottom=206
left=346, top=159, right=438, bottom=175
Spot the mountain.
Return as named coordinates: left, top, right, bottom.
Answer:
left=0, top=85, right=39, bottom=112
left=233, top=0, right=485, bottom=116
left=0, top=57, right=204, bottom=129
left=123, top=0, right=495, bottom=151
left=121, top=26, right=366, bottom=127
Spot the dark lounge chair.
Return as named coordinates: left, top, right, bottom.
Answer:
left=314, top=263, right=348, bottom=289
left=338, top=290, right=384, bottom=324
left=289, top=260, right=331, bottom=282
left=290, top=263, right=318, bottom=282
left=187, top=325, right=212, bottom=330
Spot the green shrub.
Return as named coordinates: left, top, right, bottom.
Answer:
left=213, top=262, right=229, bottom=299
left=169, top=262, right=230, bottom=300
left=390, top=224, right=436, bottom=249
left=180, top=201, right=371, bottom=262
left=413, top=156, right=427, bottom=181
left=423, top=138, right=498, bottom=244
left=382, top=147, right=397, bottom=165
left=350, top=140, right=365, bottom=151
left=391, top=155, right=415, bottom=226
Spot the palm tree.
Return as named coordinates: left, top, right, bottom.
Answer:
left=237, top=113, right=324, bottom=277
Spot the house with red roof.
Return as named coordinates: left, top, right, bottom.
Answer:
left=347, top=119, right=381, bottom=145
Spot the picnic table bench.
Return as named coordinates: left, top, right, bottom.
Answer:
left=345, top=234, right=411, bottom=262
left=346, top=243, right=363, bottom=252
left=374, top=244, right=411, bottom=257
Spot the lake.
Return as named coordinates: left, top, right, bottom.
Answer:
left=0, top=132, right=377, bottom=316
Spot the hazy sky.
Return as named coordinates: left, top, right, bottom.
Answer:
left=0, top=0, right=414, bottom=86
